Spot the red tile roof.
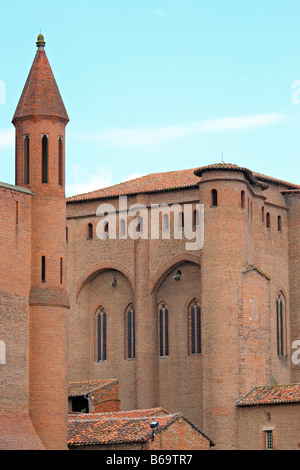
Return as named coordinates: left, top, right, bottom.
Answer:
left=67, top=164, right=299, bottom=203
left=0, top=411, right=45, bottom=450
left=67, top=168, right=199, bottom=203
left=12, top=39, right=69, bottom=123
left=68, top=379, right=118, bottom=397
left=68, top=408, right=214, bottom=447
left=237, top=384, right=300, bottom=406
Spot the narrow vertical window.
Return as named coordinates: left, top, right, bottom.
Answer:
left=58, top=137, right=63, bottom=186
left=87, top=223, right=93, bottom=240
left=266, top=212, right=271, bottom=228
left=120, top=219, right=126, bottom=237
left=24, top=135, right=30, bottom=184
left=162, top=213, right=169, bottom=231
left=241, top=190, right=245, bottom=208
left=41, top=256, right=46, bottom=283
left=66, top=226, right=69, bottom=242
left=277, top=216, right=282, bottom=232
left=212, top=189, right=218, bottom=206
left=262, top=207, right=265, bottom=223
left=193, top=209, right=199, bottom=227
left=96, top=307, right=107, bottom=361
left=276, top=293, right=285, bottom=357
left=137, top=216, right=143, bottom=233
left=60, top=257, right=63, bottom=285
left=159, top=303, right=169, bottom=357
left=189, top=300, right=201, bottom=355
left=126, top=305, right=135, bottom=359
left=16, top=201, right=19, bottom=225
left=42, top=135, right=48, bottom=183
left=178, top=211, right=184, bottom=229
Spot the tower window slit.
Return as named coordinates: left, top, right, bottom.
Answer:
left=41, top=256, right=46, bottom=283
left=60, top=257, right=63, bottom=284
left=24, top=135, right=30, bottom=184
left=42, top=135, right=48, bottom=183
left=58, top=137, right=63, bottom=186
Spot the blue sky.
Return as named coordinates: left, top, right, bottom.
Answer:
left=0, top=0, right=300, bottom=196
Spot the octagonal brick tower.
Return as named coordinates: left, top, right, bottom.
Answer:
left=12, top=34, right=70, bottom=450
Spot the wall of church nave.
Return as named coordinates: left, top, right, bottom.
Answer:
left=68, top=268, right=137, bottom=410
left=156, top=261, right=203, bottom=427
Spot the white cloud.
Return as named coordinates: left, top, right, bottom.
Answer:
left=126, top=173, right=144, bottom=181
left=66, top=163, right=113, bottom=197
left=0, top=129, right=14, bottom=149
left=78, top=113, right=287, bottom=148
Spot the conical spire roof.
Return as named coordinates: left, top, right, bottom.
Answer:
left=12, top=34, right=69, bottom=123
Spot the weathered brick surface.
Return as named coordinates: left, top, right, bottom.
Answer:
left=66, top=165, right=300, bottom=450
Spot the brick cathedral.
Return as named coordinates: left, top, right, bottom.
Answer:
left=0, top=36, right=299, bottom=450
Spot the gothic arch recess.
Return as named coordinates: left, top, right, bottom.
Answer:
left=151, top=253, right=200, bottom=294
left=76, top=261, right=134, bottom=300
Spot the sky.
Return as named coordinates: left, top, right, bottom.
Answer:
left=0, top=0, right=300, bottom=197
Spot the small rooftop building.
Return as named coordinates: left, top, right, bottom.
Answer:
left=237, top=384, right=300, bottom=450
left=68, top=408, right=215, bottom=450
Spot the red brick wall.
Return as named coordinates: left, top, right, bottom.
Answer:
left=14, top=114, right=69, bottom=449
left=238, top=404, right=300, bottom=450
left=0, top=186, right=32, bottom=412
left=66, top=168, right=296, bottom=450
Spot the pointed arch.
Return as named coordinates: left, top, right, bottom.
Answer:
left=76, top=261, right=134, bottom=300
left=158, top=302, right=169, bottom=357
left=95, top=306, right=107, bottom=362
left=188, top=299, right=201, bottom=355
left=151, top=253, right=200, bottom=294
left=125, top=304, right=135, bottom=359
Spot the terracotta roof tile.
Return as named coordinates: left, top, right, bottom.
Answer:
left=237, top=384, right=300, bottom=406
left=68, top=408, right=177, bottom=446
left=67, top=168, right=199, bottom=202
left=67, top=164, right=299, bottom=203
left=68, top=379, right=118, bottom=397
left=68, top=408, right=214, bottom=447
left=12, top=43, right=69, bottom=123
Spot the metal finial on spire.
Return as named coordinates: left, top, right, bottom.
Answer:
left=36, top=33, right=46, bottom=48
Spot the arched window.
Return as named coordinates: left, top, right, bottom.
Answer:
left=158, top=303, right=169, bottom=357
left=41, top=256, right=46, bottom=283
left=266, top=212, right=271, bottom=228
left=120, top=219, right=126, bottom=237
left=96, top=307, right=107, bottom=361
left=241, top=190, right=245, bottom=208
left=193, top=209, right=199, bottom=227
left=24, top=135, right=30, bottom=184
left=58, top=137, right=63, bottom=186
left=126, top=304, right=135, bottom=359
left=189, top=300, right=201, bottom=355
left=212, top=189, right=218, bottom=206
left=42, top=135, right=48, bottom=183
left=277, top=215, right=282, bottom=232
left=87, top=223, right=93, bottom=240
left=276, top=293, right=285, bottom=357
